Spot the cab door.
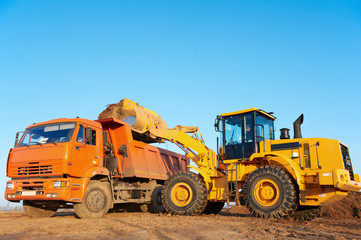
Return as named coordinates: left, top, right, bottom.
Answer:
left=70, top=124, right=100, bottom=177
left=223, top=112, right=256, bottom=160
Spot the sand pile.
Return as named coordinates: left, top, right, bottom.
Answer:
left=226, top=205, right=251, bottom=215
left=227, top=192, right=361, bottom=220
left=99, top=98, right=168, bottom=143
left=320, top=192, right=361, bottom=219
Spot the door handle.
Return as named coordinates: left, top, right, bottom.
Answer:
left=94, top=156, right=100, bottom=159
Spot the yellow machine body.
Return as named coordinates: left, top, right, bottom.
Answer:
left=223, top=138, right=361, bottom=206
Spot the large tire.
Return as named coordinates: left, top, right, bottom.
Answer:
left=162, top=171, right=208, bottom=216
left=289, top=206, right=321, bottom=221
left=244, top=166, right=297, bottom=219
left=148, top=185, right=165, bottom=213
left=202, top=201, right=225, bottom=215
left=23, top=200, right=58, bottom=218
left=74, top=181, right=112, bottom=219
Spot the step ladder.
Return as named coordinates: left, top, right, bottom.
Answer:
left=223, top=162, right=241, bottom=206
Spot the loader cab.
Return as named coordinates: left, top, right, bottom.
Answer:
left=215, top=108, right=275, bottom=160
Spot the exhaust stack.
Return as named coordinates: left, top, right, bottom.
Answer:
left=293, top=114, right=304, bottom=139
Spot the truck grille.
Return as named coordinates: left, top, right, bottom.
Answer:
left=18, top=162, right=53, bottom=176
left=340, top=144, right=354, bottom=181
left=19, top=181, right=44, bottom=191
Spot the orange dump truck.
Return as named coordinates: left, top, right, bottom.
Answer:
left=5, top=118, right=188, bottom=218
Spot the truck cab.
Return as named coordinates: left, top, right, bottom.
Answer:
left=5, top=118, right=105, bottom=203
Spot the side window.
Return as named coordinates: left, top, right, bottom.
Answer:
left=244, top=115, right=254, bottom=142
left=76, top=125, right=84, bottom=143
left=85, top=128, right=96, bottom=145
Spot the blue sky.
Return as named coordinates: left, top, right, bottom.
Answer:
left=0, top=0, right=360, bottom=206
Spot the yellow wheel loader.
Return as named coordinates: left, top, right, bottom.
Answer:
left=102, top=99, right=361, bottom=220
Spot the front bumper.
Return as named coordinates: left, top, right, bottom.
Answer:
left=5, top=177, right=89, bottom=203
left=332, top=169, right=361, bottom=192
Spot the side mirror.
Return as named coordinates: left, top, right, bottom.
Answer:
left=214, top=116, right=222, bottom=132
left=85, top=128, right=93, bottom=144
left=14, top=131, right=23, bottom=148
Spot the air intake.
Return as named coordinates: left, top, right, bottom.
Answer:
left=293, top=114, right=304, bottom=139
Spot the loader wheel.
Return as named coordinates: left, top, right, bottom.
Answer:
left=289, top=206, right=321, bottom=221
left=202, top=201, right=225, bottom=215
left=23, top=201, right=58, bottom=218
left=74, top=181, right=112, bottom=219
left=162, top=171, right=208, bottom=215
left=148, top=185, right=165, bottom=213
left=244, top=166, right=297, bottom=219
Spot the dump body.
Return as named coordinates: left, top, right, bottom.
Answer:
left=98, top=118, right=188, bottom=180
left=5, top=118, right=188, bottom=207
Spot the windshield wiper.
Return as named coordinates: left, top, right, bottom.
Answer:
left=36, top=142, right=43, bottom=146
left=47, top=140, right=57, bottom=145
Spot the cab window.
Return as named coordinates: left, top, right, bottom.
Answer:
left=256, top=113, right=274, bottom=141
left=76, top=125, right=84, bottom=143
left=86, top=128, right=96, bottom=145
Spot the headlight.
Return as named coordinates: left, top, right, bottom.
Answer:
left=6, top=182, right=14, bottom=189
left=7, top=194, right=15, bottom=198
left=53, top=181, right=62, bottom=188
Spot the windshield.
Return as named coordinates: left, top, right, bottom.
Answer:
left=225, top=115, right=243, bottom=144
left=18, top=122, right=76, bottom=147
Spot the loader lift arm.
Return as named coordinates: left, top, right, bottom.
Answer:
left=149, top=126, right=220, bottom=178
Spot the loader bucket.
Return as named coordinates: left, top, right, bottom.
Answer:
left=98, top=98, right=168, bottom=143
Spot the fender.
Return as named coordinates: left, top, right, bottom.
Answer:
left=187, top=165, right=212, bottom=190
left=84, top=166, right=110, bottom=179
left=72, top=167, right=110, bottom=203
left=252, top=152, right=305, bottom=191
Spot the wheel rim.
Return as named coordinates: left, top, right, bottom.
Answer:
left=254, top=179, right=280, bottom=207
left=171, top=182, right=193, bottom=207
left=86, top=189, right=105, bottom=212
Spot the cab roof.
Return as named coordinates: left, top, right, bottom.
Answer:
left=27, top=118, right=101, bottom=129
left=221, top=108, right=276, bottom=120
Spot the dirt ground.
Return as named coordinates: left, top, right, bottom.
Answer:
left=0, top=207, right=360, bottom=240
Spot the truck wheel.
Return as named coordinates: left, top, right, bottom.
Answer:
left=289, top=206, right=321, bottom=221
left=202, top=201, right=225, bottom=214
left=23, top=200, right=58, bottom=218
left=74, top=181, right=112, bottom=219
left=162, top=171, right=208, bottom=216
left=244, top=166, right=297, bottom=218
left=148, top=185, right=165, bottom=213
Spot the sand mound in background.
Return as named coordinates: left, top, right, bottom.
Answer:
left=228, top=192, right=361, bottom=219
left=320, top=192, right=361, bottom=219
